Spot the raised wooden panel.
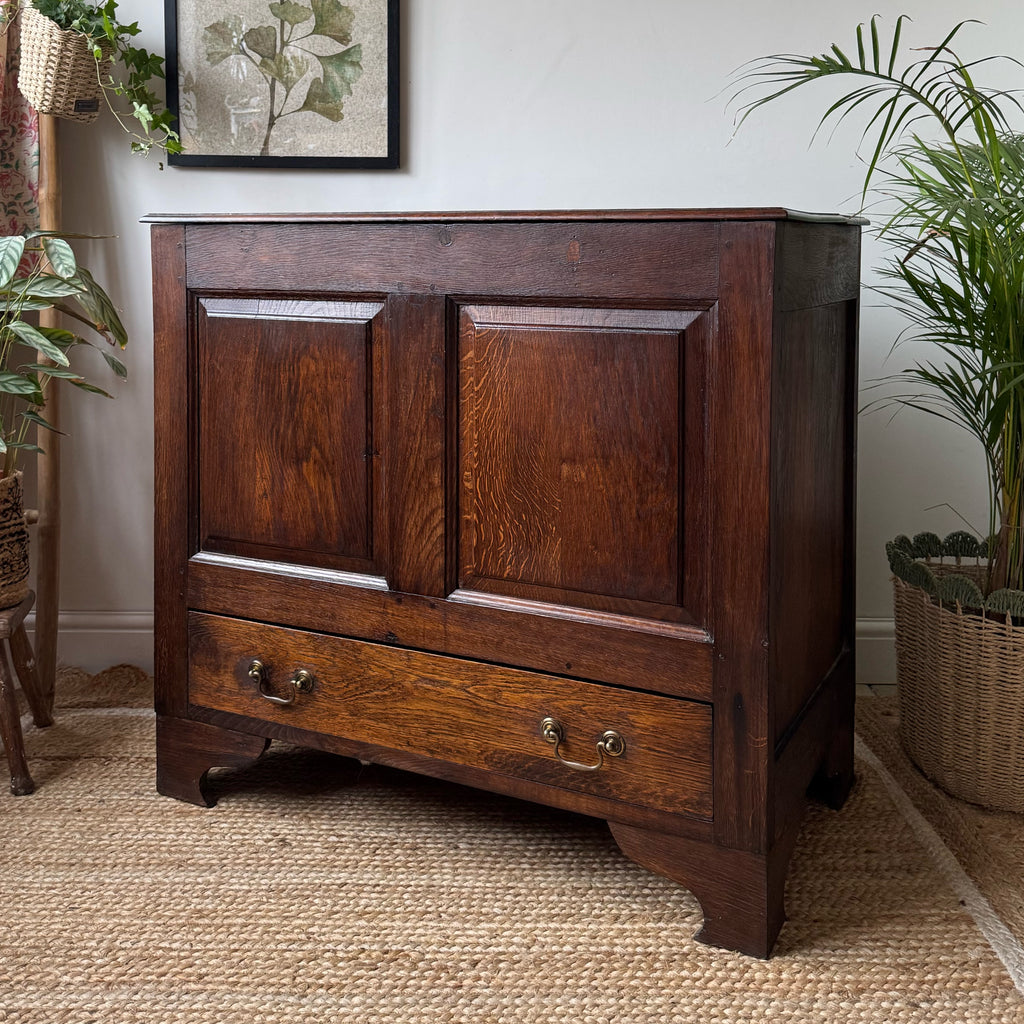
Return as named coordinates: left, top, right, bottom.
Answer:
left=457, top=305, right=705, bottom=623
left=196, top=298, right=384, bottom=575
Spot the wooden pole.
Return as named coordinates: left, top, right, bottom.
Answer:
left=35, top=112, right=60, bottom=713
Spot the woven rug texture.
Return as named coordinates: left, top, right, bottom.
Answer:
left=0, top=667, right=1022, bottom=1024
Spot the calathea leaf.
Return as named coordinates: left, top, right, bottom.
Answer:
left=311, top=0, right=355, bottom=45
left=4, top=322, right=71, bottom=366
left=269, top=1, right=313, bottom=26
left=244, top=25, right=279, bottom=60
left=0, top=236, right=25, bottom=289
left=20, top=410, right=66, bottom=436
left=69, top=268, right=128, bottom=349
left=41, top=237, right=76, bottom=279
left=11, top=275, right=84, bottom=299
left=0, top=372, right=42, bottom=400
left=204, top=18, right=245, bottom=65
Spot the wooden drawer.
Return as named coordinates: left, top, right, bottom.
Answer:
left=188, top=612, right=713, bottom=819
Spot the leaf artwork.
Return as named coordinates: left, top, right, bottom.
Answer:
left=202, top=0, right=364, bottom=156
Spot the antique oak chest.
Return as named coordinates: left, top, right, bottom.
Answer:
left=149, top=210, right=861, bottom=957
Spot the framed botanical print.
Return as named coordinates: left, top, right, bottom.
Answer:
left=164, top=0, right=398, bottom=167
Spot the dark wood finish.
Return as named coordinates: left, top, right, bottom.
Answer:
left=188, top=611, right=714, bottom=818
left=155, top=715, right=270, bottom=807
left=150, top=211, right=861, bottom=957
left=152, top=224, right=190, bottom=719
left=197, top=298, right=386, bottom=575
left=608, top=821, right=796, bottom=959
left=0, top=593, right=53, bottom=796
left=457, top=305, right=698, bottom=620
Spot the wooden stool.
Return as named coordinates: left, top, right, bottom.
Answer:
left=0, top=592, right=53, bottom=795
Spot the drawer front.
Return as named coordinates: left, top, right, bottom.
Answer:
left=188, top=612, right=713, bottom=819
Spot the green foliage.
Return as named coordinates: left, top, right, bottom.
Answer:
left=941, top=530, right=983, bottom=559
left=937, top=572, right=985, bottom=609
left=732, top=17, right=1024, bottom=593
left=0, top=232, right=127, bottom=475
left=984, top=587, right=1024, bottom=618
left=912, top=531, right=943, bottom=559
left=28, top=0, right=180, bottom=157
left=203, top=0, right=363, bottom=157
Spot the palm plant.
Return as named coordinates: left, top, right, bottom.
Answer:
left=732, top=16, right=1024, bottom=593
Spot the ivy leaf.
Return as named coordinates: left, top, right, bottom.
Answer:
left=269, top=1, right=313, bottom=26
left=244, top=25, right=279, bottom=60
left=0, top=236, right=25, bottom=289
left=311, top=0, right=355, bottom=45
left=41, top=237, right=77, bottom=279
left=204, top=18, right=244, bottom=65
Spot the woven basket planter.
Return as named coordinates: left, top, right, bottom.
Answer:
left=893, top=569, right=1024, bottom=813
left=17, top=6, right=111, bottom=123
left=0, top=472, right=30, bottom=611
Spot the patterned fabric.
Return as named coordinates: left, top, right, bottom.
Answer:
left=0, top=1, right=39, bottom=234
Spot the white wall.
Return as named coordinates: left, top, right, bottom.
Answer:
left=38, top=0, right=1021, bottom=676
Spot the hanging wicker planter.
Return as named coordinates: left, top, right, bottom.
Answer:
left=17, top=6, right=112, bottom=124
left=0, top=472, right=31, bottom=611
left=889, top=533, right=1024, bottom=814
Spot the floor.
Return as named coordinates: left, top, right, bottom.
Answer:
left=857, top=684, right=897, bottom=698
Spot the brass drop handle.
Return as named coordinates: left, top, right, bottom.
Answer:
left=540, top=716, right=626, bottom=772
left=248, top=660, right=314, bottom=705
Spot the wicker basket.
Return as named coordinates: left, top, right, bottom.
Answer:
left=893, top=570, right=1024, bottom=813
left=17, top=6, right=111, bottom=123
left=0, top=472, right=30, bottom=611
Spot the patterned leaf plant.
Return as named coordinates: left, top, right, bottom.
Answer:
left=204, top=0, right=364, bottom=157
left=732, top=17, right=1024, bottom=594
left=0, top=233, right=127, bottom=477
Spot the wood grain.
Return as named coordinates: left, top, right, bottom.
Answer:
left=150, top=211, right=862, bottom=958
left=709, top=222, right=775, bottom=852
left=152, top=224, right=189, bottom=718
left=458, top=305, right=691, bottom=614
left=188, top=611, right=714, bottom=819
left=196, top=297, right=384, bottom=574
left=180, top=221, right=721, bottom=302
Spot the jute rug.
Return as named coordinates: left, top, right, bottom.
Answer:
left=1, top=667, right=1023, bottom=1024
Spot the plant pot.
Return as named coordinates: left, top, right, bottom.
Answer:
left=0, top=472, right=30, bottom=611
left=16, top=6, right=112, bottom=124
left=893, top=572, right=1024, bottom=813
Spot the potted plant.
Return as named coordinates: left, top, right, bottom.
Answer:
left=0, top=230, right=126, bottom=608
left=733, top=16, right=1024, bottom=812
left=14, top=0, right=180, bottom=157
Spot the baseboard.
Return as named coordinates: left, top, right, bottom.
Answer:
left=856, top=618, right=896, bottom=684
left=24, top=611, right=155, bottom=675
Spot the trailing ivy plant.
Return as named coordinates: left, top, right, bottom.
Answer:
left=0, top=232, right=127, bottom=477
left=204, top=0, right=364, bottom=158
left=732, top=17, right=1024, bottom=595
left=28, top=0, right=181, bottom=157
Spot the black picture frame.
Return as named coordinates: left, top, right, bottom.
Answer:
left=164, top=0, right=399, bottom=168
